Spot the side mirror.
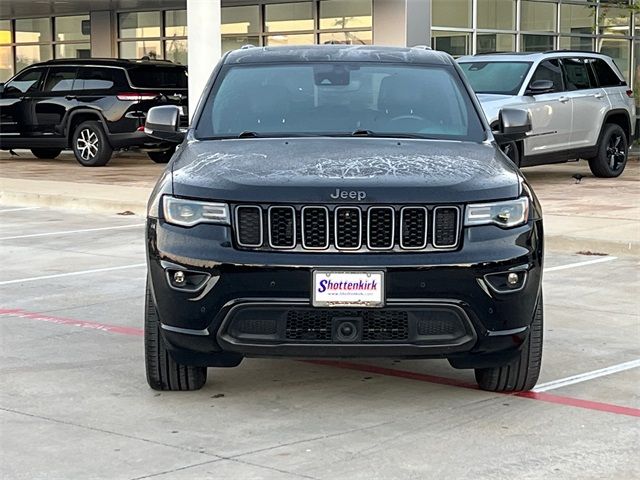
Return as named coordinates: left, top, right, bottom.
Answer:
left=525, top=79, right=554, bottom=96
left=494, top=108, right=532, bottom=143
left=145, top=105, right=185, bottom=143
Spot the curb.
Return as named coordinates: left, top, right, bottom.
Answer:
left=0, top=191, right=148, bottom=216
left=545, top=235, right=637, bottom=257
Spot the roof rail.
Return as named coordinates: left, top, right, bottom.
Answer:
left=472, top=51, right=531, bottom=56
left=543, top=49, right=603, bottom=56
left=411, top=45, right=432, bottom=50
left=240, top=44, right=257, bottom=50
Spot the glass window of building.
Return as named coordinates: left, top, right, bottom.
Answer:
left=431, top=31, right=472, bottom=57
left=0, top=20, right=12, bottom=81
left=634, top=38, right=639, bottom=108
left=16, top=45, right=52, bottom=72
left=55, top=43, right=91, bottom=59
left=15, top=18, right=51, bottom=43
left=560, top=3, right=596, bottom=35
left=521, top=34, right=555, bottom=52
left=165, top=10, right=187, bottom=37
left=265, top=2, right=314, bottom=32
left=222, top=36, right=260, bottom=53
left=166, top=39, right=187, bottom=65
left=521, top=1, right=557, bottom=32
left=319, top=30, right=372, bottom=45
left=598, top=6, right=631, bottom=36
left=319, top=0, right=372, bottom=30
left=120, top=40, right=162, bottom=60
left=432, top=0, right=472, bottom=29
left=119, top=12, right=161, bottom=39
left=477, top=33, right=515, bottom=53
left=55, top=15, right=89, bottom=42
left=559, top=36, right=593, bottom=51
left=222, top=6, right=260, bottom=34
left=265, top=33, right=315, bottom=46
left=477, top=0, right=515, bottom=31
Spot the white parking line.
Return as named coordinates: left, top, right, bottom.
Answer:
left=533, top=359, right=640, bottom=392
left=0, top=263, right=146, bottom=285
left=0, top=207, right=40, bottom=213
left=0, top=223, right=145, bottom=240
left=545, top=256, right=617, bottom=272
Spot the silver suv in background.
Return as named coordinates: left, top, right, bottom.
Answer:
left=458, top=51, right=636, bottom=177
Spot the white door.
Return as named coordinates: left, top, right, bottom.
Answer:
left=560, top=57, right=609, bottom=149
left=522, top=59, right=573, bottom=157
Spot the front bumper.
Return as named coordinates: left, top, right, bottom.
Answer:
left=146, top=216, right=543, bottom=368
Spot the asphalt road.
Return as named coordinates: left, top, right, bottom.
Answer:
left=1, top=206, right=638, bottom=480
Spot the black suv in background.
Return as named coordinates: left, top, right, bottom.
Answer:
left=143, top=45, right=544, bottom=393
left=0, top=59, right=187, bottom=166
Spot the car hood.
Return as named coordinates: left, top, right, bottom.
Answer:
left=171, top=137, right=520, bottom=203
left=475, top=94, right=523, bottom=124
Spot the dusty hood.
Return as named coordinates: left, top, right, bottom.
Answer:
left=171, top=137, right=520, bottom=203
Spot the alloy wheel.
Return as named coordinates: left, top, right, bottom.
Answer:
left=606, top=134, right=626, bottom=171
left=76, top=128, right=99, bottom=161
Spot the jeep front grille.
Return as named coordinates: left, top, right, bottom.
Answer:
left=233, top=204, right=461, bottom=252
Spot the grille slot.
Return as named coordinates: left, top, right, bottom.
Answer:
left=400, top=207, right=428, bottom=249
left=367, top=207, right=395, bottom=250
left=268, top=206, right=296, bottom=248
left=301, top=206, right=330, bottom=249
left=235, top=206, right=263, bottom=247
left=334, top=207, right=362, bottom=250
left=433, top=206, right=460, bottom=249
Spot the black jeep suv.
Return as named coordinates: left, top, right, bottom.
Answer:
left=0, top=59, right=187, bottom=166
left=144, top=45, right=544, bottom=393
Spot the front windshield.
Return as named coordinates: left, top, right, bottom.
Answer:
left=196, top=63, right=485, bottom=142
left=458, top=61, right=532, bottom=95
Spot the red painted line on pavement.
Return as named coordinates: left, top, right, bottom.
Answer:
left=304, top=359, right=477, bottom=389
left=3, top=308, right=639, bottom=418
left=516, top=391, right=640, bottom=418
left=0, top=308, right=143, bottom=337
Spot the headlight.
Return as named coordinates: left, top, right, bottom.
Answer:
left=464, top=197, right=529, bottom=228
left=163, top=196, right=230, bottom=227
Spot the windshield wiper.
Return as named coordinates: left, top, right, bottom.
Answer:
left=237, top=131, right=260, bottom=138
left=350, top=129, right=425, bottom=139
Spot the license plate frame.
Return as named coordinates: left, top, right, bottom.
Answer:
left=311, top=270, right=385, bottom=308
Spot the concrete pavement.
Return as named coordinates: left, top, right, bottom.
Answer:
left=0, top=206, right=638, bottom=479
left=1, top=150, right=639, bottom=255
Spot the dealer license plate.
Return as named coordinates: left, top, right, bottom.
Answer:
left=312, top=271, right=384, bottom=307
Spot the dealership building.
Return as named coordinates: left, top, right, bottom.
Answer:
left=0, top=0, right=638, bottom=111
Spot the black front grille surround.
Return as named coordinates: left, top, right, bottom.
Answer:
left=233, top=204, right=462, bottom=252
left=301, top=206, right=330, bottom=249
left=235, top=206, right=263, bottom=247
left=268, top=206, right=296, bottom=248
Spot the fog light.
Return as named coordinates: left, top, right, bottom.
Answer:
left=173, top=271, right=186, bottom=285
left=507, top=272, right=519, bottom=286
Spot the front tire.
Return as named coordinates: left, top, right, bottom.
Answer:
left=144, top=283, right=207, bottom=391
left=147, top=147, right=176, bottom=164
left=31, top=148, right=62, bottom=159
left=474, top=294, right=543, bottom=392
left=72, top=121, right=113, bottom=167
left=588, top=124, right=628, bottom=178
